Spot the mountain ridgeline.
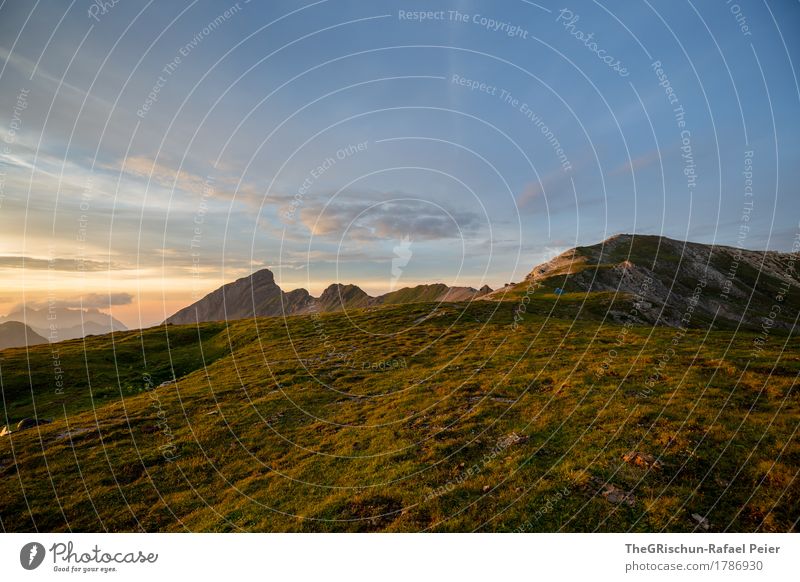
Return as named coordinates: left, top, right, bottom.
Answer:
left=164, top=270, right=494, bottom=325
left=494, top=234, right=800, bottom=330
left=165, top=234, right=799, bottom=331
left=0, top=307, right=127, bottom=342
left=1, top=233, right=798, bottom=533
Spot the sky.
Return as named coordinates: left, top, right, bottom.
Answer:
left=0, top=0, right=798, bottom=329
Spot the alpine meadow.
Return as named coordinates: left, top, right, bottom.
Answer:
left=1, top=4, right=799, bottom=573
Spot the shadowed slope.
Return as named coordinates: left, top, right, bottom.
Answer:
left=0, top=321, right=47, bottom=350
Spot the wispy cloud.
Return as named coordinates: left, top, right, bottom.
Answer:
left=608, top=149, right=661, bottom=176
left=115, top=155, right=212, bottom=194
left=19, top=292, right=134, bottom=310
left=0, top=45, right=113, bottom=109
left=517, top=170, right=574, bottom=210
left=0, top=256, right=121, bottom=271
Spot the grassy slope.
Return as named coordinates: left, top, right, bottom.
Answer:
left=377, top=284, right=452, bottom=305
left=0, top=300, right=797, bottom=532
left=0, top=322, right=234, bottom=422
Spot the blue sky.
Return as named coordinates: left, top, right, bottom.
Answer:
left=1, top=0, right=798, bottom=327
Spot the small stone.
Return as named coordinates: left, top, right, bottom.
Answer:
left=603, top=485, right=636, bottom=506
left=55, top=427, right=95, bottom=441
left=592, top=477, right=635, bottom=506
left=622, top=451, right=663, bottom=470
left=692, top=513, right=710, bottom=531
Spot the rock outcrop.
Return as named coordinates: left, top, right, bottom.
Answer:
left=165, top=268, right=314, bottom=325
left=166, top=270, right=493, bottom=325
left=503, top=233, right=800, bottom=329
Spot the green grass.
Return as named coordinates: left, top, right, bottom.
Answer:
left=378, top=284, right=451, bottom=304
left=0, top=299, right=797, bottom=532
left=0, top=321, right=233, bottom=421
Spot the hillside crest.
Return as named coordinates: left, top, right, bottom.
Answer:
left=166, top=233, right=799, bottom=329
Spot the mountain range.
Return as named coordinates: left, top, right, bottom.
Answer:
left=1, top=233, right=797, bottom=533
left=165, top=270, right=494, bottom=325
left=167, top=234, right=799, bottom=331
left=0, top=306, right=128, bottom=342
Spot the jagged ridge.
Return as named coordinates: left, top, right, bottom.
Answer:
left=166, top=272, right=493, bottom=325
